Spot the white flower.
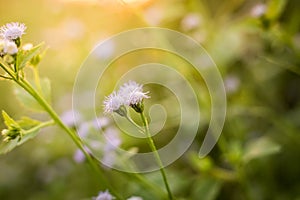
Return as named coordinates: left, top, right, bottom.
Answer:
left=61, top=110, right=81, bottom=127
left=251, top=4, right=267, bottom=18
left=3, top=40, right=18, bottom=55
left=103, top=91, right=124, bottom=114
left=92, top=190, right=115, bottom=200
left=181, top=13, right=201, bottom=31
left=22, top=43, right=33, bottom=51
left=127, top=196, right=143, bottom=200
left=0, top=22, right=26, bottom=40
left=103, top=127, right=122, bottom=151
left=119, top=80, right=150, bottom=106
left=93, top=117, right=110, bottom=130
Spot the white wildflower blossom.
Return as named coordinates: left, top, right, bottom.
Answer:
left=0, top=22, right=26, bottom=40
left=127, top=196, right=143, bottom=200
left=119, top=80, right=150, bottom=106
left=103, top=91, right=124, bottom=114
left=92, top=190, right=115, bottom=200
left=3, top=40, right=18, bottom=55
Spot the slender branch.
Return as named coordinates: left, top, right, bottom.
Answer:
left=17, top=77, right=124, bottom=199
left=140, top=111, right=173, bottom=200
left=1, top=60, right=124, bottom=200
left=32, top=67, right=42, bottom=92
left=23, top=120, right=55, bottom=134
left=125, top=115, right=144, bottom=133
left=0, top=74, right=12, bottom=80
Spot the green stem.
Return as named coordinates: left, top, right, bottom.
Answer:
left=132, top=173, right=166, bottom=199
left=17, top=78, right=123, bottom=199
left=32, top=67, right=42, bottom=92
left=1, top=60, right=124, bottom=200
left=23, top=120, right=55, bottom=134
left=125, top=115, right=144, bottom=133
left=140, top=111, right=173, bottom=200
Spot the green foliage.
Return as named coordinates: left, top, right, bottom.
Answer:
left=16, top=42, right=44, bottom=70
left=242, top=136, right=281, bottom=163
left=13, top=78, right=51, bottom=112
left=0, top=111, right=42, bottom=154
left=190, top=178, right=222, bottom=200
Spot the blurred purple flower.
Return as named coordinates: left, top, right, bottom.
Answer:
left=61, top=110, right=81, bottom=127
left=92, top=190, right=115, bottom=200
left=93, top=117, right=110, bottom=130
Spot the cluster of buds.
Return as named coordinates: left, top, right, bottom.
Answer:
left=103, top=80, right=150, bottom=116
left=1, top=125, right=22, bottom=142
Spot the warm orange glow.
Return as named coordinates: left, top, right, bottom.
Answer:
left=120, top=0, right=149, bottom=4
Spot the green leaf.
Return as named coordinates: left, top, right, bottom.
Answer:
left=190, top=177, right=222, bottom=200
left=16, top=42, right=44, bottom=70
left=0, top=139, right=18, bottom=154
left=17, top=117, right=41, bottom=129
left=2, top=110, right=19, bottom=128
left=14, top=78, right=51, bottom=112
left=265, top=0, right=287, bottom=20
left=243, top=136, right=281, bottom=163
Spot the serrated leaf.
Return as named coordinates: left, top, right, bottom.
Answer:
left=16, top=42, right=44, bottom=70
left=243, top=136, right=281, bottom=163
left=14, top=78, right=51, bottom=112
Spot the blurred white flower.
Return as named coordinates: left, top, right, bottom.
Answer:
left=103, top=128, right=122, bottom=152
left=224, top=75, right=240, bottom=94
left=127, top=196, right=143, bottom=200
left=103, top=91, right=124, bottom=114
left=0, top=22, right=26, bottom=40
left=93, top=117, right=110, bottom=130
left=119, top=80, right=150, bottom=106
left=181, top=13, right=201, bottom=32
left=3, top=40, right=18, bottom=55
left=144, top=6, right=163, bottom=26
left=251, top=3, right=267, bottom=18
left=92, top=190, right=115, bottom=200
left=77, top=122, right=91, bottom=138
left=61, top=110, right=82, bottom=127
left=102, top=127, right=122, bottom=167
left=73, top=147, right=91, bottom=163
left=22, top=43, right=33, bottom=51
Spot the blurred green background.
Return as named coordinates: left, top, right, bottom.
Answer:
left=1, top=0, right=300, bottom=199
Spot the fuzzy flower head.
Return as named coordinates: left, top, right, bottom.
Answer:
left=103, top=91, right=126, bottom=116
left=119, top=80, right=150, bottom=106
left=92, top=190, right=115, bottom=200
left=3, top=40, right=18, bottom=55
left=0, top=22, right=26, bottom=40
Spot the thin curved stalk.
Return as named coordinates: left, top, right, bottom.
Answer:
left=140, top=112, right=173, bottom=200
